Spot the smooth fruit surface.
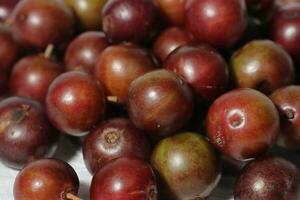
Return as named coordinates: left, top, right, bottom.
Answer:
left=0, top=97, right=59, bottom=169
left=14, top=159, right=79, bottom=200
left=46, top=71, right=106, bottom=136
left=83, top=118, right=150, bottom=174
left=90, top=157, right=157, bottom=200
left=128, top=69, right=194, bottom=137
left=230, top=40, right=294, bottom=94
left=234, top=156, right=300, bottom=200
left=207, top=88, right=280, bottom=161
left=151, top=132, right=221, bottom=199
left=0, top=0, right=20, bottom=23
left=154, top=0, right=186, bottom=25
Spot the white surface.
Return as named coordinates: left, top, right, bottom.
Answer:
left=0, top=136, right=234, bottom=200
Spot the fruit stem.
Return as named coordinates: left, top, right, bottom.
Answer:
left=66, top=193, right=83, bottom=200
left=107, top=96, right=118, bottom=103
left=44, top=44, right=54, bottom=59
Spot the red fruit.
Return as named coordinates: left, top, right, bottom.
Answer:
left=0, top=0, right=19, bottom=23
left=270, top=85, right=300, bottom=149
left=94, top=43, right=156, bottom=105
left=10, top=55, right=63, bottom=103
left=11, top=0, right=75, bottom=49
left=207, top=88, right=280, bottom=161
left=185, top=0, right=247, bottom=48
left=14, top=159, right=80, bottom=200
left=46, top=71, right=106, bottom=137
left=102, top=0, right=158, bottom=43
left=154, top=0, right=186, bottom=25
left=164, top=44, right=229, bottom=102
left=128, top=69, right=194, bottom=137
left=153, top=26, right=192, bottom=63
left=272, top=4, right=300, bottom=59
left=83, top=118, right=150, bottom=174
left=276, top=0, right=300, bottom=7
left=65, top=31, right=109, bottom=75
left=234, top=156, right=300, bottom=200
left=0, top=97, right=59, bottom=169
left=0, top=25, right=19, bottom=73
left=230, top=40, right=295, bottom=94
left=90, top=157, right=157, bottom=200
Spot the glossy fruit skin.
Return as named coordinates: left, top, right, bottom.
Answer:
left=230, top=40, right=294, bottom=94
left=102, top=0, right=158, bottom=43
left=164, top=44, right=229, bottom=102
left=10, top=55, right=63, bottom=103
left=14, top=158, right=79, bottom=200
left=185, top=0, right=247, bottom=49
left=270, top=85, right=300, bottom=149
left=154, top=0, right=186, bottom=25
left=90, top=157, right=157, bottom=200
left=0, top=0, right=19, bottom=23
left=276, top=0, right=300, bottom=7
left=151, top=132, right=221, bottom=199
left=272, top=4, right=300, bottom=59
left=0, top=25, right=19, bottom=73
left=11, top=0, right=75, bottom=49
left=46, top=71, right=106, bottom=136
left=0, top=97, right=59, bottom=169
left=65, top=31, right=109, bottom=75
left=152, top=26, right=192, bottom=63
left=207, top=88, right=280, bottom=161
left=64, top=0, right=107, bottom=30
left=234, top=156, right=300, bottom=200
left=94, top=43, right=156, bottom=105
left=83, top=118, right=150, bottom=174
left=128, top=69, right=194, bottom=137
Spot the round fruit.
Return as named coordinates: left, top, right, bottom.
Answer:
left=272, top=4, right=300, bottom=59
left=14, top=158, right=80, bottom=200
left=0, top=97, right=59, bottom=169
left=206, top=88, right=280, bottom=161
left=230, top=40, right=294, bottom=94
left=83, top=118, right=150, bottom=174
left=102, top=0, right=158, bottom=43
left=154, top=0, right=186, bottom=25
left=128, top=69, right=194, bottom=137
left=10, top=55, right=63, bottom=103
left=234, top=156, right=300, bottom=200
left=11, top=0, right=75, bottom=49
left=64, top=0, right=107, bottom=30
left=164, top=44, right=229, bottom=102
left=90, top=157, right=157, bottom=200
left=0, top=0, right=19, bottom=23
left=46, top=71, right=106, bottom=136
left=152, top=26, right=192, bottom=63
left=185, top=0, right=247, bottom=48
left=270, top=85, right=300, bottom=149
left=65, top=31, right=109, bottom=74
left=151, top=132, right=221, bottom=199
left=94, top=43, right=156, bottom=105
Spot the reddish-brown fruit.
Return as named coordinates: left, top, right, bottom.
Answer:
left=83, top=118, right=150, bottom=174
left=154, top=0, right=186, bottom=25
left=11, top=0, right=75, bottom=49
left=10, top=55, right=63, bottom=103
left=234, top=156, right=300, bottom=200
left=90, top=157, right=157, bottom=200
left=0, top=97, right=59, bottom=169
left=153, top=26, right=192, bottom=63
left=276, top=0, right=300, bottom=7
left=65, top=31, right=109, bottom=74
left=0, top=0, right=20, bottom=23
left=102, top=0, right=158, bottom=43
left=207, top=88, right=280, bottom=161
left=94, top=43, right=156, bottom=105
left=46, top=71, right=106, bottom=137
left=14, top=159, right=80, bottom=200
left=164, top=44, right=229, bottom=102
left=270, top=85, right=300, bottom=149
left=230, top=40, right=295, bottom=94
left=128, top=69, right=194, bottom=137
left=185, top=0, right=247, bottom=48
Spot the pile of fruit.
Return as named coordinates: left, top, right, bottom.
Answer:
left=0, top=0, right=299, bottom=199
